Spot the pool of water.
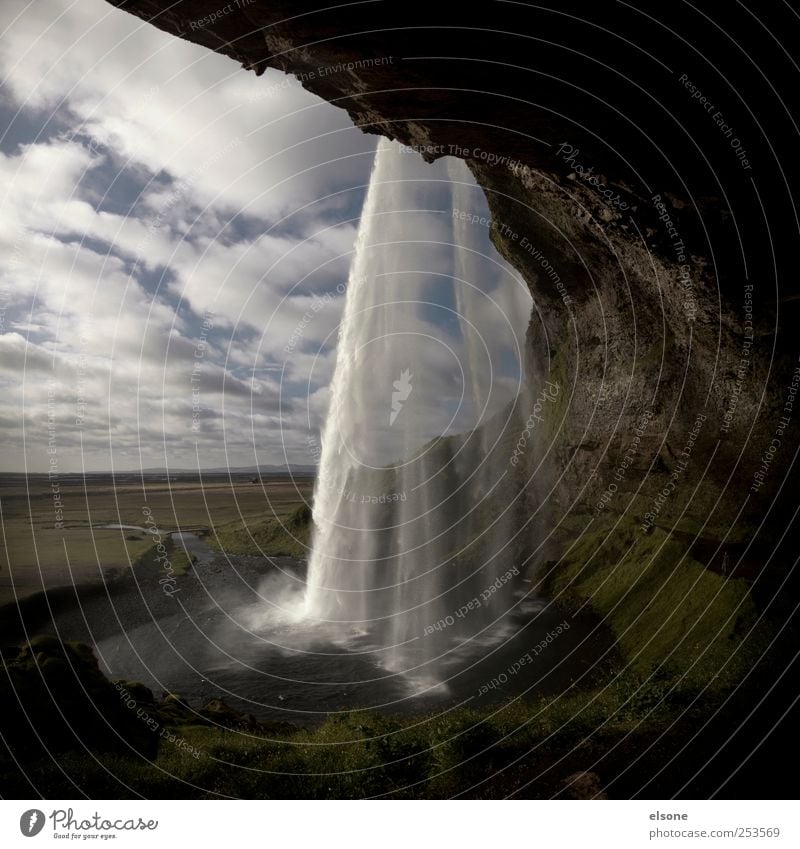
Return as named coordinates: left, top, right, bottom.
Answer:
left=35, top=552, right=614, bottom=726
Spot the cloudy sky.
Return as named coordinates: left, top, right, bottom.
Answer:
left=0, top=0, right=530, bottom=474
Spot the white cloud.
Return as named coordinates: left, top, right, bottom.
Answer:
left=0, top=0, right=378, bottom=471
left=0, top=0, right=375, bottom=219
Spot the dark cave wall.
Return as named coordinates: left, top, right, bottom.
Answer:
left=106, top=0, right=800, bottom=535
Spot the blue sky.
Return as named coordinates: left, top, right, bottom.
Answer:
left=0, top=0, right=530, bottom=473
left=0, top=0, right=378, bottom=472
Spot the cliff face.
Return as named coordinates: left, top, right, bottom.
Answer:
left=106, top=0, right=800, bottom=538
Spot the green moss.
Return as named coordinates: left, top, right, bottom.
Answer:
left=658, top=515, right=756, bottom=545
left=0, top=658, right=763, bottom=798
left=209, top=503, right=311, bottom=557
left=145, top=674, right=693, bottom=797
left=133, top=536, right=194, bottom=577
left=547, top=520, right=767, bottom=689
left=541, top=345, right=570, bottom=446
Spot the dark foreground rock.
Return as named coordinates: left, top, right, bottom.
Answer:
left=1, top=636, right=300, bottom=774
left=1, top=636, right=157, bottom=761
left=561, top=770, right=608, bottom=800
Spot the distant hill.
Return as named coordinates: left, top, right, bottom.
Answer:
left=137, top=464, right=317, bottom=475
left=3, top=465, right=317, bottom=478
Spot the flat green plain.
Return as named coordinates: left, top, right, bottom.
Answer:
left=0, top=474, right=313, bottom=605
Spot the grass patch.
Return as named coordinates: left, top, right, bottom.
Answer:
left=545, top=519, right=768, bottom=689
left=0, top=669, right=726, bottom=799
left=2, top=627, right=785, bottom=799
left=134, top=535, right=195, bottom=577
left=209, top=503, right=311, bottom=557
left=0, top=475, right=313, bottom=605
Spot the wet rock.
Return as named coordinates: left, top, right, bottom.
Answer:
left=115, top=680, right=156, bottom=705
left=200, top=698, right=255, bottom=727
left=1, top=638, right=156, bottom=761
left=156, top=692, right=196, bottom=724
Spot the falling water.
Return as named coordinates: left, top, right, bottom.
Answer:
left=304, top=139, right=533, bottom=689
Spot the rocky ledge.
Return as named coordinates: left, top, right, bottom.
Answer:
left=104, top=4, right=800, bottom=569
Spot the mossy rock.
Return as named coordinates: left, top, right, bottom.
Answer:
left=133, top=536, right=194, bottom=578
left=545, top=521, right=771, bottom=690
left=199, top=698, right=259, bottom=729
left=114, top=680, right=156, bottom=705
left=1, top=638, right=157, bottom=762
left=209, top=503, right=311, bottom=557
left=156, top=693, right=197, bottom=724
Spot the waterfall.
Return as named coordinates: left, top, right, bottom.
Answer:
left=304, top=139, right=533, bottom=689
